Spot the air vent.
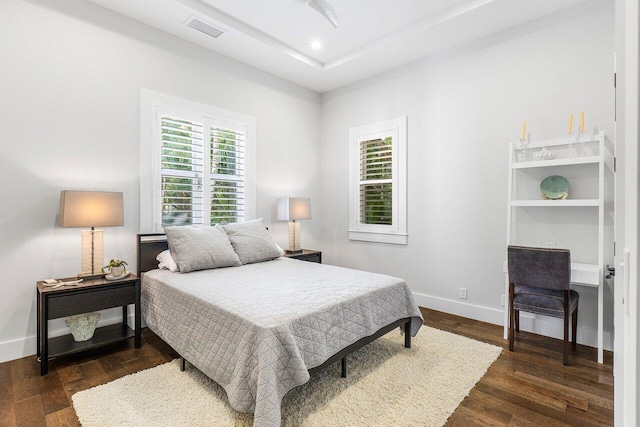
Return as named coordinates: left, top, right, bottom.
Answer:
left=186, top=17, right=225, bottom=39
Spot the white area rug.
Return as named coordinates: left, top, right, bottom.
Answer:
left=72, top=327, right=502, bottom=427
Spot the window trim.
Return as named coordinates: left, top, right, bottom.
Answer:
left=140, top=89, right=256, bottom=232
left=348, top=117, right=408, bottom=245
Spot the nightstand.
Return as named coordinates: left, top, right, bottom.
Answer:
left=282, top=249, right=322, bottom=263
left=36, top=274, right=141, bottom=375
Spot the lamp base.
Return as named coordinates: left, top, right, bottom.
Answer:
left=285, top=249, right=303, bottom=255
left=287, top=221, right=301, bottom=253
left=81, top=229, right=104, bottom=280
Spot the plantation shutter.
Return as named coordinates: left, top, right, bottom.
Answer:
left=210, top=126, right=245, bottom=224
left=359, top=136, right=392, bottom=225
left=160, top=115, right=204, bottom=226
left=158, top=111, right=246, bottom=227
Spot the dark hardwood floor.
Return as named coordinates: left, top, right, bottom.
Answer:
left=0, top=308, right=613, bottom=426
left=427, top=309, right=614, bottom=427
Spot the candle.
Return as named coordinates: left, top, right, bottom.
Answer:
left=521, top=120, right=526, bottom=140
left=568, top=113, right=573, bottom=134
left=580, top=111, right=584, bottom=132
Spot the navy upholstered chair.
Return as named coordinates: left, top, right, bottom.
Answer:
left=507, top=245, right=579, bottom=365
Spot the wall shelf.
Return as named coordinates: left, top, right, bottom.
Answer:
left=505, top=131, right=613, bottom=364
left=511, top=199, right=599, bottom=207
left=511, top=156, right=600, bottom=169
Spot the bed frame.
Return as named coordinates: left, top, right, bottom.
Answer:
left=136, top=233, right=412, bottom=378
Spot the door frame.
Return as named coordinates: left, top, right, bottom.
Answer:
left=614, top=0, right=638, bottom=425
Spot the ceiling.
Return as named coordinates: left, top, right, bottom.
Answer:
left=88, top=0, right=588, bottom=93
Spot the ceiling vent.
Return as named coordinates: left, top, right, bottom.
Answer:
left=186, top=17, right=225, bottom=39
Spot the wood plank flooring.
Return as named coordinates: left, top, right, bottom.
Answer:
left=426, top=309, right=614, bottom=427
left=0, top=308, right=613, bottom=426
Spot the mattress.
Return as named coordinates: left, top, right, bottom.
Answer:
left=142, top=257, right=423, bottom=427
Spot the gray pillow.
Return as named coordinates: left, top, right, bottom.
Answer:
left=164, top=224, right=241, bottom=273
left=222, top=218, right=284, bottom=264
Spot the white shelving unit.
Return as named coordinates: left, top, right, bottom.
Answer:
left=505, top=131, right=614, bottom=363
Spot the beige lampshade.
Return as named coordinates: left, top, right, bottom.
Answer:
left=59, top=191, right=124, bottom=228
left=277, top=197, right=311, bottom=221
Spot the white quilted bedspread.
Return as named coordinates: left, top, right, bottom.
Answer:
left=142, top=257, right=423, bottom=427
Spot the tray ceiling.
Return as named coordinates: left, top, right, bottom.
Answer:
left=88, top=0, right=588, bottom=92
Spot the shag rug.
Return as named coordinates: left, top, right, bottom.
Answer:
left=72, top=327, right=502, bottom=427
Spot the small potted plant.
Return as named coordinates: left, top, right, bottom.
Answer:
left=104, top=259, right=128, bottom=277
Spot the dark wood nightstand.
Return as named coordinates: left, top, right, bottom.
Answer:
left=36, top=274, right=141, bottom=375
left=282, top=249, right=322, bottom=264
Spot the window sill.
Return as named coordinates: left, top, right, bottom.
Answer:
left=348, top=230, right=408, bottom=245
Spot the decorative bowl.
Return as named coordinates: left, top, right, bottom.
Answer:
left=65, top=311, right=101, bottom=342
left=540, top=175, right=569, bottom=200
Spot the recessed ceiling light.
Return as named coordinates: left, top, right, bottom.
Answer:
left=311, top=40, right=322, bottom=50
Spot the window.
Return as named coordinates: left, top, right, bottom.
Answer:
left=140, top=89, right=255, bottom=232
left=349, top=117, right=407, bottom=244
left=359, top=136, right=392, bottom=225
left=159, top=114, right=205, bottom=226
left=159, top=113, right=246, bottom=226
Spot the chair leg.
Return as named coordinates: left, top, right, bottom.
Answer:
left=515, top=310, right=520, bottom=332
left=572, top=305, right=578, bottom=350
left=508, top=283, right=515, bottom=352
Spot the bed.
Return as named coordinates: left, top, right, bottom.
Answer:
left=137, top=233, right=423, bottom=427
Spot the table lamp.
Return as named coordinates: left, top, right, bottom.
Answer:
left=277, top=197, right=311, bottom=254
left=59, top=190, right=124, bottom=279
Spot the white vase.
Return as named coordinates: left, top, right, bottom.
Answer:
left=65, top=312, right=101, bottom=342
left=110, top=265, right=125, bottom=277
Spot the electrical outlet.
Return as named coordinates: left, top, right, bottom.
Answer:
left=546, top=242, right=555, bottom=248
left=459, top=288, right=467, bottom=299
left=501, top=294, right=506, bottom=307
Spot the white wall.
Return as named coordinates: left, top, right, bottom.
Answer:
left=0, top=0, right=616, bottom=363
left=319, top=0, right=614, bottom=349
left=0, top=0, right=321, bottom=362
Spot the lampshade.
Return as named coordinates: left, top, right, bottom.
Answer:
left=59, top=191, right=124, bottom=228
left=277, top=197, right=311, bottom=221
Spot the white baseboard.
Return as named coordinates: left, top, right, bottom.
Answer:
left=413, top=292, right=505, bottom=326
left=413, top=291, right=613, bottom=351
left=0, top=313, right=137, bottom=364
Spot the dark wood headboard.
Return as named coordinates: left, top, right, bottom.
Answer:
left=137, top=233, right=168, bottom=276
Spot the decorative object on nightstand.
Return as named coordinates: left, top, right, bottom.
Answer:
left=59, top=190, right=124, bottom=279
left=65, top=312, right=101, bottom=342
left=277, top=197, right=311, bottom=254
left=104, top=259, right=130, bottom=279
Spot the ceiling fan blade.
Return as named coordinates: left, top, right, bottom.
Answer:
left=307, top=0, right=339, bottom=28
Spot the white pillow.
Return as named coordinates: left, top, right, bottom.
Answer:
left=222, top=218, right=284, bottom=264
left=164, top=224, right=242, bottom=273
left=156, top=250, right=179, bottom=272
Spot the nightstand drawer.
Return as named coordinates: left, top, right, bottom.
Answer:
left=282, top=249, right=322, bottom=263
left=296, top=254, right=321, bottom=263
left=48, top=284, right=135, bottom=319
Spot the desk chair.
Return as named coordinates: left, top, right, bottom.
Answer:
left=507, top=245, right=579, bottom=365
